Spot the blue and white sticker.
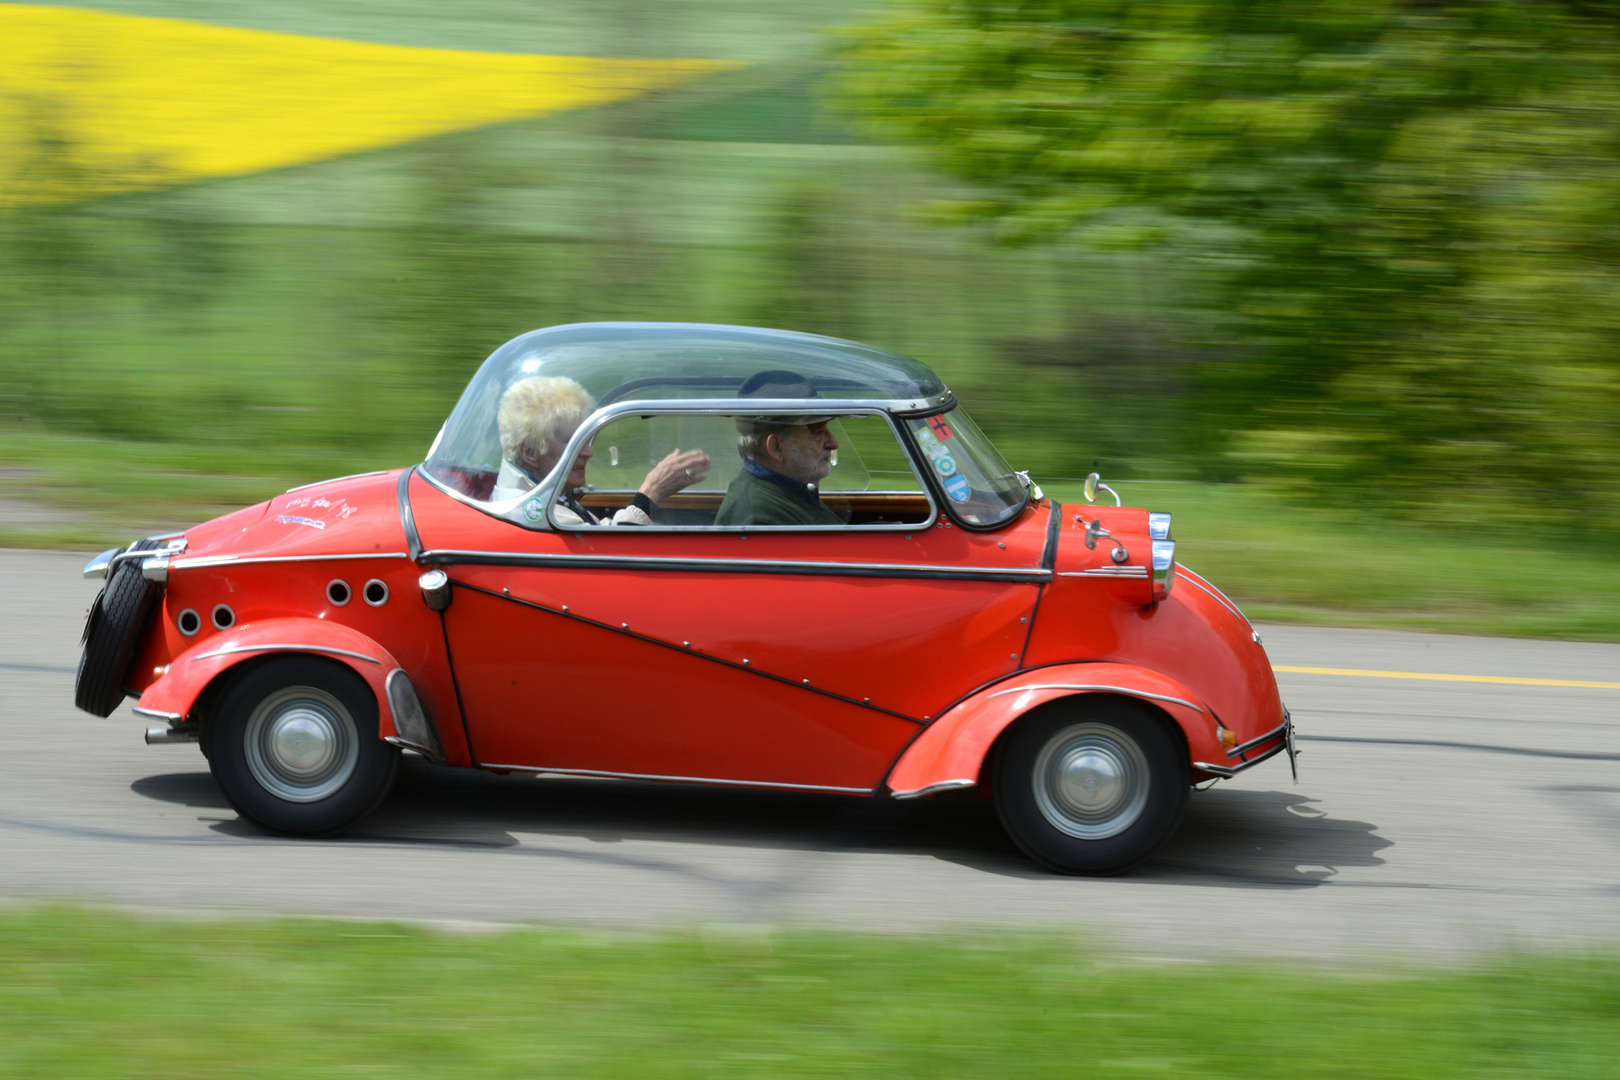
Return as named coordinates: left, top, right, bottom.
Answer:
left=934, top=452, right=957, bottom=476
left=944, top=473, right=971, bottom=502
left=523, top=497, right=546, bottom=523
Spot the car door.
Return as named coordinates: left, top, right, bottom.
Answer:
left=418, top=419, right=1050, bottom=793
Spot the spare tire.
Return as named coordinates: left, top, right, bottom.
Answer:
left=75, top=538, right=165, bottom=717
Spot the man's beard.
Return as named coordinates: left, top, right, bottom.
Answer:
left=780, top=438, right=832, bottom=484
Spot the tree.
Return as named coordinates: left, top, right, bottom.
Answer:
left=838, top=1, right=1620, bottom=535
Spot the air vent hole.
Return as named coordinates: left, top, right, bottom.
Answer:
left=363, top=579, right=389, bottom=607
left=210, top=604, right=235, bottom=630
left=177, top=609, right=201, bottom=636
left=326, top=579, right=351, bottom=606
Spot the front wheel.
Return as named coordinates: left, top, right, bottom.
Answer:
left=208, top=656, right=398, bottom=836
left=994, top=697, right=1189, bottom=875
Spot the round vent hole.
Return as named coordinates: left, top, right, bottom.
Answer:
left=211, top=604, right=235, bottom=630
left=177, top=609, right=201, bottom=636
left=363, top=579, right=389, bottom=607
left=326, top=579, right=351, bottom=606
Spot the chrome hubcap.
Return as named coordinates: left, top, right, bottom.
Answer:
left=1032, top=722, right=1150, bottom=839
left=243, top=686, right=359, bottom=803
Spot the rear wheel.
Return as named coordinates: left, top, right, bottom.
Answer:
left=993, top=697, right=1188, bottom=875
left=208, top=656, right=398, bottom=836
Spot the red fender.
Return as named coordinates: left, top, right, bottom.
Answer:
left=133, top=617, right=404, bottom=741
left=884, top=662, right=1225, bottom=798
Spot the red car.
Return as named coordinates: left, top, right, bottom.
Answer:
left=76, top=323, right=1294, bottom=874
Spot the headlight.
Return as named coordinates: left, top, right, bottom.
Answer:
left=1151, top=539, right=1176, bottom=601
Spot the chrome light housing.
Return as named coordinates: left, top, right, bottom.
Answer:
left=1148, top=512, right=1171, bottom=540
left=1151, top=539, right=1176, bottom=601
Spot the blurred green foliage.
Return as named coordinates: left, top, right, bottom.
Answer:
left=2, top=906, right=1619, bottom=1078
left=837, top=0, right=1620, bottom=538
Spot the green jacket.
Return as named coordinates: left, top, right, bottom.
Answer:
left=714, top=466, right=843, bottom=526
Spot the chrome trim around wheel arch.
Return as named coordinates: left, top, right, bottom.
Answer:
left=188, top=643, right=382, bottom=665
left=985, top=683, right=1204, bottom=713
left=890, top=778, right=976, bottom=800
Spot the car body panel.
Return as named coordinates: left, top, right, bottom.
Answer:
left=884, top=660, right=1215, bottom=797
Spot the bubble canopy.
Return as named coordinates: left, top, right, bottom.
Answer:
left=424, top=321, right=950, bottom=474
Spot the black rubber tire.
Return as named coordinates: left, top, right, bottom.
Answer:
left=208, top=656, right=399, bottom=837
left=993, top=696, right=1189, bottom=875
left=75, top=538, right=165, bottom=717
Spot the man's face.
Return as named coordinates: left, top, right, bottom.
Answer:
left=768, top=421, right=838, bottom=485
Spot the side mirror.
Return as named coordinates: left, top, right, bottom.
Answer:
left=1083, top=472, right=1121, bottom=507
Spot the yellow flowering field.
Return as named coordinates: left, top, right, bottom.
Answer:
left=0, top=2, right=736, bottom=198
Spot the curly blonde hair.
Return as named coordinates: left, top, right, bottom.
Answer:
left=497, top=376, right=596, bottom=463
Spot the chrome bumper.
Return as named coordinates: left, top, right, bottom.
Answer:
left=1193, top=711, right=1298, bottom=782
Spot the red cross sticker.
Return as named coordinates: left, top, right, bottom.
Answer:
left=928, top=415, right=954, bottom=439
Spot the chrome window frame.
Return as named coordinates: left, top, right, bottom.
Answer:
left=421, top=397, right=943, bottom=533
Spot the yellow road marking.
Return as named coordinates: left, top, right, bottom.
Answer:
left=0, top=4, right=737, bottom=199
left=1273, top=666, right=1620, bottom=690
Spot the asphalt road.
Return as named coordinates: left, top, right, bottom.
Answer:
left=4, top=548, right=1618, bottom=961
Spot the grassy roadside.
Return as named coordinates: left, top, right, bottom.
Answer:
left=0, top=907, right=1615, bottom=1078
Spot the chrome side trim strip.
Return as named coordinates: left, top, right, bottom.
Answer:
left=132, top=706, right=184, bottom=723
left=421, top=549, right=1049, bottom=582
left=1058, top=566, right=1148, bottom=578
left=173, top=552, right=410, bottom=570
left=480, top=762, right=873, bottom=795
left=985, top=683, right=1204, bottom=713
left=188, top=643, right=382, bottom=665
left=1177, top=567, right=1251, bottom=626
left=83, top=548, right=120, bottom=579
left=285, top=470, right=389, bottom=493
left=890, top=778, right=976, bottom=800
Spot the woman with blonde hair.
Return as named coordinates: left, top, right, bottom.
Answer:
left=491, top=375, right=709, bottom=525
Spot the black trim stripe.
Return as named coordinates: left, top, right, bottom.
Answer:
left=397, top=466, right=423, bottom=562
left=1041, top=502, right=1062, bottom=571
left=455, top=581, right=926, bottom=725
left=423, top=549, right=1050, bottom=583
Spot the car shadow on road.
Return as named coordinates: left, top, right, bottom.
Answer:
left=131, top=762, right=1389, bottom=887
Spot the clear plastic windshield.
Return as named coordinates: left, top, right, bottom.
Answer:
left=905, top=407, right=1028, bottom=527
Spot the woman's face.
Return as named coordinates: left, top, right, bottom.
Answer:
left=522, top=427, right=593, bottom=490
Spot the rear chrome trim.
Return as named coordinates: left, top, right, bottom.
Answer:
left=421, top=549, right=1049, bottom=583
left=985, top=683, right=1203, bottom=713
left=890, top=778, right=976, bottom=800
left=174, top=552, right=410, bottom=570
left=480, top=762, right=873, bottom=795
left=132, top=706, right=184, bottom=723
left=188, top=643, right=382, bottom=665
left=1177, top=567, right=1251, bottom=626
left=1229, top=718, right=1291, bottom=757
left=1195, top=740, right=1286, bottom=778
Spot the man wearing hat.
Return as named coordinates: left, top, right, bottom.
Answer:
left=715, top=370, right=844, bottom=527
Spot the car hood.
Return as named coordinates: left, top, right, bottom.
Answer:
left=179, top=469, right=408, bottom=563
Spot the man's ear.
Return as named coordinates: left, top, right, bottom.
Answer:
left=762, top=432, right=784, bottom=463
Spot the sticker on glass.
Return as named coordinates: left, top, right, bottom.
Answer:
left=944, top=473, right=971, bottom=502
left=934, top=452, right=957, bottom=476
left=523, top=497, right=546, bottom=522
left=928, top=415, right=954, bottom=440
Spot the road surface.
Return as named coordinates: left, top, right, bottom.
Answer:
left=3, top=548, right=1617, bottom=961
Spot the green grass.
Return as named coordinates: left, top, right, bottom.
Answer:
left=0, top=907, right=1616, bottom=1078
